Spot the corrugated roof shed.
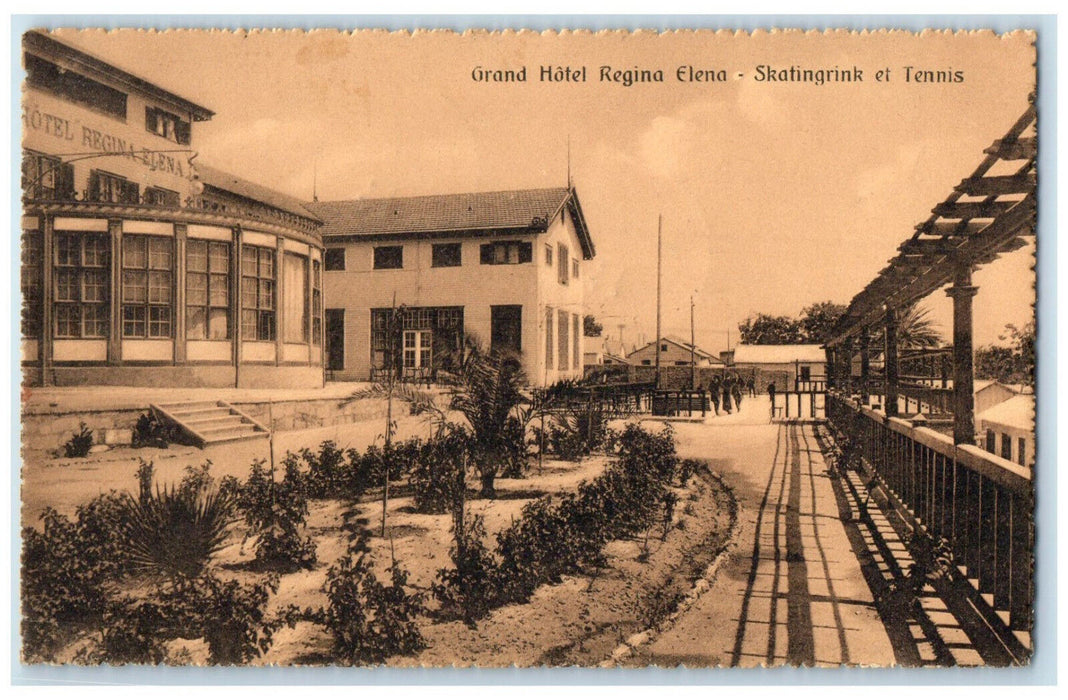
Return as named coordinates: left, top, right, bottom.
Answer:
left=306, top=187, right=595, bottom=258
left=977, top=394, right=1034, bottom=432
left=732, top=344, right=827, bottom=364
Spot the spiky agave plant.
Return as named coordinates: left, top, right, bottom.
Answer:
left=121, top=484, right=237, bottom=582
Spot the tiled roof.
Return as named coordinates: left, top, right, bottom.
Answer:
left=306, top=187, right=595, bottom=258
left=732, top=344, right=827, bottom=364
left=196, top=164, right=321, bottom=223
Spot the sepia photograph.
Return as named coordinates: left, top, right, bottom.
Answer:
left=16, top=24, right=1038, bottom=671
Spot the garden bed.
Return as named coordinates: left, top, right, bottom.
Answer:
left=23, top=418, right=735, bottom=667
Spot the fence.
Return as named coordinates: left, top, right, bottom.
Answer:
left=826, top=392, right=1033, bottom=637
left=771, top=390, right=826, bottom=420
left=651, top=390, right=710, bottom=417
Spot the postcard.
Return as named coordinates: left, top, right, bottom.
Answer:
left=18, top=26, right=1036, bottom=669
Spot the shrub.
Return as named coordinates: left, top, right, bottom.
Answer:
left=302, top=441, right=353, bottom=499
left=97, top=596, right=171, bottom=665
left=122, top=482, right=236, bottom=581
left=160, top=574, right=282, bottom=665
left=230, top=458, right=316, bottom=572
left=432, top=514, right=499, bottom=624
left=132, top=412, right=179, bottom=449
left=62, top=422, right=94, bottom=458
left=677, top=458, right=702, bottom=486
left=409, top=428, right=469, bottom=514
left=321, top=553, right=425, bottom=663
left=21, top=493, right=134, bottom=661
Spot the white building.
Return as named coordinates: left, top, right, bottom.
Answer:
left=310, top=187, right=595, bottom=386
left=731, top=344, right=827, bottom=391
left=978, top=394, right=1034, bottom=468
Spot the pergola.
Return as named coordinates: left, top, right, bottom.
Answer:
left=825, top=103, right=1036, bottom=445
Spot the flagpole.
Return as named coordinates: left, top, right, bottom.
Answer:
left=655, top=214, right=662, bottom=391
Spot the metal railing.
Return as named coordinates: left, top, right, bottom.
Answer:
left=827, top=392, right=1033, bottom=636
left=651, top=390, right=709, bottom=417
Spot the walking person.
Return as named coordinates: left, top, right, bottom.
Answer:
left=768, top=382, right=777, bottom=421
left=708, top=376, right=721, bottom=415
left=721, top=377, right=733, bottom=414
left=747, top=376, right=756, bottom=397
left=732, top=380, right=743, bottom=411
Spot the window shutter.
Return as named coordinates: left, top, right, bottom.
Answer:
left=176, top=119, right=191, bottom=146
left=87, top=171, right=100, bottom=201
left=480, top=243, right=493, bottom=264
left=122, top=180, right=140, bottom=204
left=519, top=242, right=533, bottom=263
left=57, top=163, right=75, bottom=200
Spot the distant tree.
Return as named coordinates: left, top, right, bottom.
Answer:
left=976, top=321, right=1035, bottom=386
left=737, top=314, right=805, bottom=345
left=799, top=301, right=847, bottom=345
left=583, top=315, right=603, bottom=337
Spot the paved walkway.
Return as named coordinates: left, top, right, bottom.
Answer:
left=630, top=398, right=897, bottom=667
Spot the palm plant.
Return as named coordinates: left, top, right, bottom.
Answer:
left=871, top=303, right=944, bottom=351
left=121, top=484, right=237, bottom=581
left=896, top=304, right=943, bottom=350
left=446, top=336, right=529, bottom=498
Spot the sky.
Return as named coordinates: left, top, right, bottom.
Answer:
left=49, top=28, right=1036, bottom=354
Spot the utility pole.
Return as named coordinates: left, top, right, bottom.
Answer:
left=655, top=214, right=662, bottom=390
left=690, top=295, right=696, bottom=390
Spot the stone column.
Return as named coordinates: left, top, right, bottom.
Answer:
left=884, top=307, right=899, bottom=417
left=947, top=263, right=979, bottom=445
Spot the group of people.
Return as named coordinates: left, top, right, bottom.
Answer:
left=697, top=374, right=757, bottom=416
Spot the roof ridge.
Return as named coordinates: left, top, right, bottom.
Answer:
left=311, top=185, right=569, bottom=206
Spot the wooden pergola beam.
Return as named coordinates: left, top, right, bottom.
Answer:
left=956, top=173, right=1035, bottom=196
left=984, top=136, right=1036, bottom=160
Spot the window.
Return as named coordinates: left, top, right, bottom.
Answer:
left=373, top=245, right=403, bottom=269
left=799, top=365, right=812, bottom=382
left=371, top=307, right=464, bottom=372
left=241, top=245, right=276, bottom=341
left=432, top=243, right=462, bottom=268
left=25, top=52, right=127, bottom=120
left=557, top=243, right=569, bottom=284
left=545, top=244, right=553, bottom=266
left=480, top=241, right=532, bottom=265
left=558, top=309, right=569, bottom=370
left=572, top=258, right=580, bottom=279
left=144, top=187, right=181, bottom=208
left=1001, top=433, right=1012, bottom=461
left=22, top=151, right=74, bottom=200
left=403, top=330, right=433, bottom=369
left=324, top=247, right=346, bottom=271
left=573, top=313, right=580, bottom=370
left=986, top=430, right=996, bottom=453
left=545, top=306, right=554, bottom=370
left=1018, top=437, right=1027, bottom=466
left=89, top=170, right=139, bottom=204
left=122, top=235, right=172, bottom=338
left=53, top=232, right=109, bottom=338
left=283, top=253, right=309, bottom=343
left=312, top=260, right=322, bottom=346
left=22, top=231, right=43, bottom=339
left=145, top=106, right=191, bottom=145
left=642, top=359, right=651, bottom=366
left=661, top=344, right=668, bottom=352
left=492, top=305, right=523, bottom=355
left=186, top=240, right=230, bottom=340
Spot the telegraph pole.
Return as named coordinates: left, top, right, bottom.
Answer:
left=690, top=295, right=696, bottom=389
left=655, top=214, right=662, bottom=390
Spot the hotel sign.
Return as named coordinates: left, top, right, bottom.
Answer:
left=22, top=100, right=191, bottom=178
